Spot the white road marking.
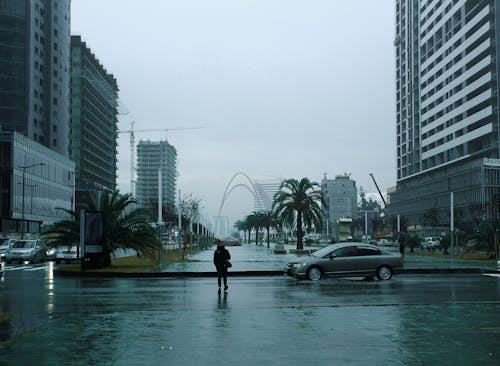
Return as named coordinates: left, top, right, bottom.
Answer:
left=483, top=273, right=500, bottom=278
left=25, top=266, right=47, bottom=271
left=4, top=266, right=32, bottom=271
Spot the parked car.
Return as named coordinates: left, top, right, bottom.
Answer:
left=55, top=245, right=80, bottom=264
left=45, top=246, right=58, bottom=261
left=421, top=237, right=441, bottom=250
left=377, top=239, right=390, bottom=246
left=0, top=238, right=16, bottom=259
left=284, top=242, right=402, bottom=281
left=5, top=239, right=47, bottom=264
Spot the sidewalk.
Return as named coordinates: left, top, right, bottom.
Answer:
left=157, top=243, right=499, bottom=275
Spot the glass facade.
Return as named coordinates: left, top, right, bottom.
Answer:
left=0, top=0, right=28, bottom=134
left=0, top=132, right=75, bottom=235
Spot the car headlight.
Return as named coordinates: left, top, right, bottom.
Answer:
left=289, top=262, right=306, bottom=268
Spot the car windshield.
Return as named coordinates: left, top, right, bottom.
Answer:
left=13, top=241, right=35, bottom=249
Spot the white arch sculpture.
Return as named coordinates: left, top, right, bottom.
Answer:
left=217, top=172, right=263, bottom=216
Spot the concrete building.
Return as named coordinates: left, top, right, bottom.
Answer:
left=321, top=173, right=357, bottom=234
left=136, top=140, right=177, bottom=218
left=70, top=35, right=118, bottom=204
left=0, top=0, right=71, bottom=157
left=0, top=132, right=74, bottom=235
left=389, top=0, right=500, bottom=228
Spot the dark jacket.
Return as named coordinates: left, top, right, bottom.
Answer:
left=398, top=234, right=406, bottom=249
left=213, top=246, right=230, bottom=267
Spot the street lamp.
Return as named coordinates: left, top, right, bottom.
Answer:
left=19, top=163, right=45, bottom=239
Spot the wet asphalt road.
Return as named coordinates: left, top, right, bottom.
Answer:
left=1, top=263, right=500, bottom=366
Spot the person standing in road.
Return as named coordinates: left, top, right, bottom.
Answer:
left=398, top=232, right=406, bottom=263
left=214, top=244, right=231, bottom=292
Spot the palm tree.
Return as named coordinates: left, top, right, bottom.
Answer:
left=244, top=214, right=255, bottom=244
left=242, top=219, right=252, bottom=243
left=260, top=210, right=276, bottom=248
left=272, top=178, right=324, bottom=250
left=246, top=212, right=264, bottom=245
left=44, top=190, right=160, bottom=267
left=233, top=220, right=246, bottom=242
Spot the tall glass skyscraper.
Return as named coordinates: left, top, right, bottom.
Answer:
left=389, top=0, right=500, bottom=227
left=0, top=0, right=71, bottom=157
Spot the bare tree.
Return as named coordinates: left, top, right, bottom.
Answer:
left=178, top=193, right=202, bottom=258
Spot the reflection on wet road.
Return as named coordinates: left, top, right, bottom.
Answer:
left=1, top=267, right=499, bottom=365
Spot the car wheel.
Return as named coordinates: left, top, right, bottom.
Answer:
left=376, top=266, right=393, bottom=280
left=307, top=266, right=322, bottom=281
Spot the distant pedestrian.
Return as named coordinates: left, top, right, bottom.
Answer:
left=214, top=243, right=231, bottom=292
left=398, top=233, right=406, bottom=263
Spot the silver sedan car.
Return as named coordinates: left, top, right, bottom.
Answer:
left=285, top=242, right=402, bottom=281
left=5, top=239, right=47, bottom=264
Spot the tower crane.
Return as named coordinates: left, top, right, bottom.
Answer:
left=118, top=121, right=204, bottom=195
left=369, top=173, right=387, bottom=208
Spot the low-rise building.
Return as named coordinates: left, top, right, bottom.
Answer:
left=0, top=132, right=75, bottom=236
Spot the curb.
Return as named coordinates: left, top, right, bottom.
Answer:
left=54, top=267, right=498, bottom=278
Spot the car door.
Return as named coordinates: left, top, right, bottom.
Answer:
left=323, top=246, right=359, bottom=275
left=354, top=246, right=381, bottom=272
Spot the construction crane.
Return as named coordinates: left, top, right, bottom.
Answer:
left=369, top=173, right=388, bottom=208
left=118, top=121, right=204, bottom=195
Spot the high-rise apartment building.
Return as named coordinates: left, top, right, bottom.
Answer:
left=136, top=140, right=177, bottom=217
left=389, top=0, right=500, bottom=227
left=0, top=0, right=71, bottom=157
left=70, top=35, right=118, bottom=197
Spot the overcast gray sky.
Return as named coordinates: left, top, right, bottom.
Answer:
left=71, top=0, right=396, bottom=225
